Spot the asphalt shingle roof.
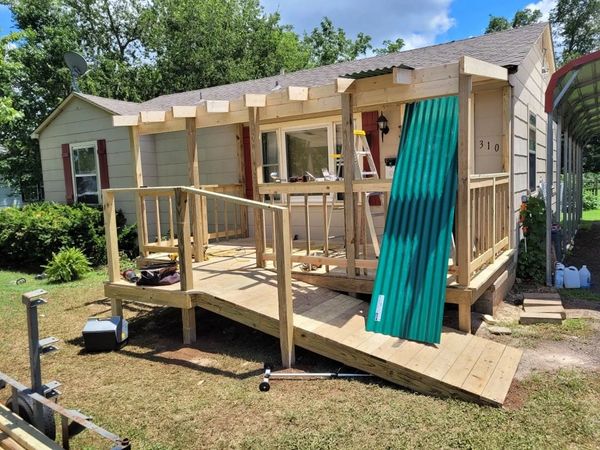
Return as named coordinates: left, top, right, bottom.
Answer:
left=138, top=22, right=548, bottom=111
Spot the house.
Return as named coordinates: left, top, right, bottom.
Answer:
left=31, top=22, right=560, bottom=405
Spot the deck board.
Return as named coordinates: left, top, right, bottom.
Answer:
left=105, top=253, right=521, bottom=406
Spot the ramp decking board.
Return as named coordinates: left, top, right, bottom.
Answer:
left=105, top=255, right=521, bottom=406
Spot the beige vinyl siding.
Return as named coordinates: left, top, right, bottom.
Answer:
left=38, top=97, right=155, bottom=224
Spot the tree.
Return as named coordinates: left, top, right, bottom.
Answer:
left=373, top=38, right=405, bottom=56
left=485, top=16, right=511, bottom=34
left=485, top=8, right=542, bottom=34
left=550, top=0, right=600, bottom=64
left=303, top=17, right=372, bottom=67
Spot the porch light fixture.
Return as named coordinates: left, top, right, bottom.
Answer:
left=377, top=113, right=389, bottom=141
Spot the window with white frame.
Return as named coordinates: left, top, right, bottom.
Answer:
left=70, top=142, right=100, bottom=204
left=261, top=131, right=279, bottom=182
left=528, top=112, right=537, bottom=192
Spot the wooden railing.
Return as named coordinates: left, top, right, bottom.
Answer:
left=468, top=173, right=510, bottom=277
left=103, top=186, right=294, bottom=367
left=138, top=183, right=247, bottom=256
left=258, top=179, right=390, bottom=274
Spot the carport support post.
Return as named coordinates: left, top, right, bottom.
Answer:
left=341, top=92, right=356, bottom=277
left=130, top=126, right=148, bottom=257
left=555, top=118, right=562, bottom=224
left=545, top=113, right=554, bottom=286
left=186, top=117, right=205, bottom=261
left=248, top=107, right=266, bottom=268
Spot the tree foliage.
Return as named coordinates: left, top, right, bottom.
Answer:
left=485, top=8, right=542, bottom=34
left=303, top=17, right=372, bottom=67
left=550, top=0, right=600, bottom=64
left=373, top=38, right=405, bottom=56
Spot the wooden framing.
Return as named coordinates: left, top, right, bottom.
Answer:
left=460, top=55, right=508, bottom=81
left=341, top=92, right=356, bottom=277
left=393, top=67, right=415, bottom=84
left=248, top=106, right=266, bottom=267
left=287, top=86, right=309, bottom=101
left=186, top=117, right=205, bottom=261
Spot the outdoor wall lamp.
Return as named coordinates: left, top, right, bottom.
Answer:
left=377, top=113, right=389, bottom=141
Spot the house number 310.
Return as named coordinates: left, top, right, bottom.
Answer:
left=479, top=140, right=500, bottom=152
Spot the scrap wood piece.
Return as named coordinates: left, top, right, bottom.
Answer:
left=519, top=312, right=564, bottom=325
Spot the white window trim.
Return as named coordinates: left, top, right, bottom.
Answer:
left=70, top=141, right=101, bottom=204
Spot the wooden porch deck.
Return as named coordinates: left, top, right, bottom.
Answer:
left=105, top=248, right=521, bottom=406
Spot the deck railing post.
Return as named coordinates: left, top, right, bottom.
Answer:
left=457, top=65, right=473, bottom=286
left=341, top=92, right=357, bottom=278
left=103, top=190, right=122, bottom=317
left=274, top=208, right=294, bottom=368
left=175, top=188, right=194, bottom=291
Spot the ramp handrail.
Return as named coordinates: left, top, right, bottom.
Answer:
left=102, top=186, right=294, bottom=367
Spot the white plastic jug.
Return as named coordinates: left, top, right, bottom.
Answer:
left=555, top=263, right=565, bottom=288
left=579, top=265, right=591, bottom=289
left=564, top=266, right=580, bottom=289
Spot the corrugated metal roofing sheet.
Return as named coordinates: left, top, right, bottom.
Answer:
left=345, top=64, right=413, bottom=79
left=366, top=96, right=459, bottom=344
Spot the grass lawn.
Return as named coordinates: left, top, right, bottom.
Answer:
left=1, top=270, right=600, bottom=449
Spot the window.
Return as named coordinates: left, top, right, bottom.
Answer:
left=71, top=142, right=100, bottom=204
left=261, top=131, right=279, bottom=182
left=528, top=113, right=537, bottom=192
left=285, top=127, right=329, bottom=180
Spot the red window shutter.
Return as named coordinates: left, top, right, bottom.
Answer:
left=61, top=143, right=74, bottom=204
left=96, top=139, right=110, bottom=189
left=242, top=126, right=253, bottom=199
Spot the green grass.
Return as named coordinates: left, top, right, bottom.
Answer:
left=501, top=318, right=594, bottom=344
left=559, top=288, right=600, bottom=302
left=580, top=209, right=600, bottom=230
left=1, top=269, right=600, bottom=449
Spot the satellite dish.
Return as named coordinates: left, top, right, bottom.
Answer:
left=64, top=51, right=89, bottom=93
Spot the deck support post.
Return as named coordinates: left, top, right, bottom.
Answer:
left=186, top=117, right=205, bottom=261
left=248, top=107, right=266, bottom=268
left=274, top=209, right=295, bottom=367
left=457, top=66, right=473, bottom=287
left=129, top=126, right=148, bottom=256
left=182, top=307, right=197, bottom=345
left=458, top=300, right=471, bottom=334
left=175, top=188, right=194, bottom=291
left=103, top=190, right=123, bottom=318
left=341, top=92, right=356, bottom=278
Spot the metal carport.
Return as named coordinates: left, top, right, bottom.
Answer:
left=545, top=50, right=600, bottom=285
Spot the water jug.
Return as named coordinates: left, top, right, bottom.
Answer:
left=564, top=266, right=580, bottom=289
left=579, top=265, right=591, bottom=289
left=555, top=263, right=565, bottom=288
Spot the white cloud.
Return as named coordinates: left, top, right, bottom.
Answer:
left=261, top=0, right=455, bottom=51
left=525, top=0, right=556, bottom=21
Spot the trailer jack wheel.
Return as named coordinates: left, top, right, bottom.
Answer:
left=6, top=393, right=56, bottom=440
left=259, top=381, right=270, bottom=392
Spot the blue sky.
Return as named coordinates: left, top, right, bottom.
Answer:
left=1, top=1, right=555, bottom=49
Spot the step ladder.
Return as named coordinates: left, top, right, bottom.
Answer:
left=325, top=130, right=383, bottom=257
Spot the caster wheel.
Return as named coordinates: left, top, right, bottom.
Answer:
left=263, top=362, right=273, bottom=371
left=259, top=381, right=270, bottom=392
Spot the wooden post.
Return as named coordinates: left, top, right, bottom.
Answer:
left=103, top=190, right=122, bottom=317
left=129, top=126, right=148, bottom=256
left=175, top=188, right=193, bottom=291
left=341, top=92, right=356, bottom=277
left=457, top=69, right=473, bottom=287
left=237, top=124, right=249, bottom=238
left=249, top=107, right=266, bottom=267
left=186, top=117, right=205, bottom=261
left=502, top=85, right=514, bottom=250
left=274, top=209, right=294, bottom=367
left=182, top=307, right=197, bottom=345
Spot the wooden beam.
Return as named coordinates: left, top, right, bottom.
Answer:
left=206, top=100, right=229, bottom=113
left=186, top=117, right=205, bottom=262
left=175, top=188, right=193, bottom=291
left=274, top=209, right=294, bottom=367
left=336, top=77, right=355, bottom=93
left=341, top=92, right=356, bottom=278
left=459, top=56, right=507, bottom=81
left=287, top=86, right=309, bottom=101
left=457, top=72, right=473, bottom=286
left=393, top=67, right=414, bottom=84
left=182, top=307, right=197, bottom=344
left=244, top=94, right=267, bottom=107
left=248, top=107, right=266, bottom=267
left=113, top=115, right=138, bottom=127
left=172, top=105, right=198, bottom=118
left=139, top=110, right=166, bottom=123
left=129, top=126, right=148, bottom=256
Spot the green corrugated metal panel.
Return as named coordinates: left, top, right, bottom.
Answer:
left=366, top=96, right=459, bottom=344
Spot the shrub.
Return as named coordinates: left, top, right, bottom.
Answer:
left=582, top=190, right=600, bottom=211
left=0, top=202, right=137, bottom=271
left=517, top=196, right=546, bottom=283
left=44, top=247, right=91, bottom=282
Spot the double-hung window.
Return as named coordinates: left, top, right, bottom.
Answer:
left=70, top=142, right=100, bottom=204
left=284, top=127, right=329, bottom=180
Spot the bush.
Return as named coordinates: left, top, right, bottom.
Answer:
left=0, top=202, right=137, bottom=271
left=44, top=247, right=91, bottom=282
left=582, top=190, right=600, bottom=211
left=517, top=196, right=546, bottom=283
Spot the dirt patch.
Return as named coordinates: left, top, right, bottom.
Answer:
left=564, top=221, right=600, bottom=292
left=502, top=379, right=529, bottom=410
